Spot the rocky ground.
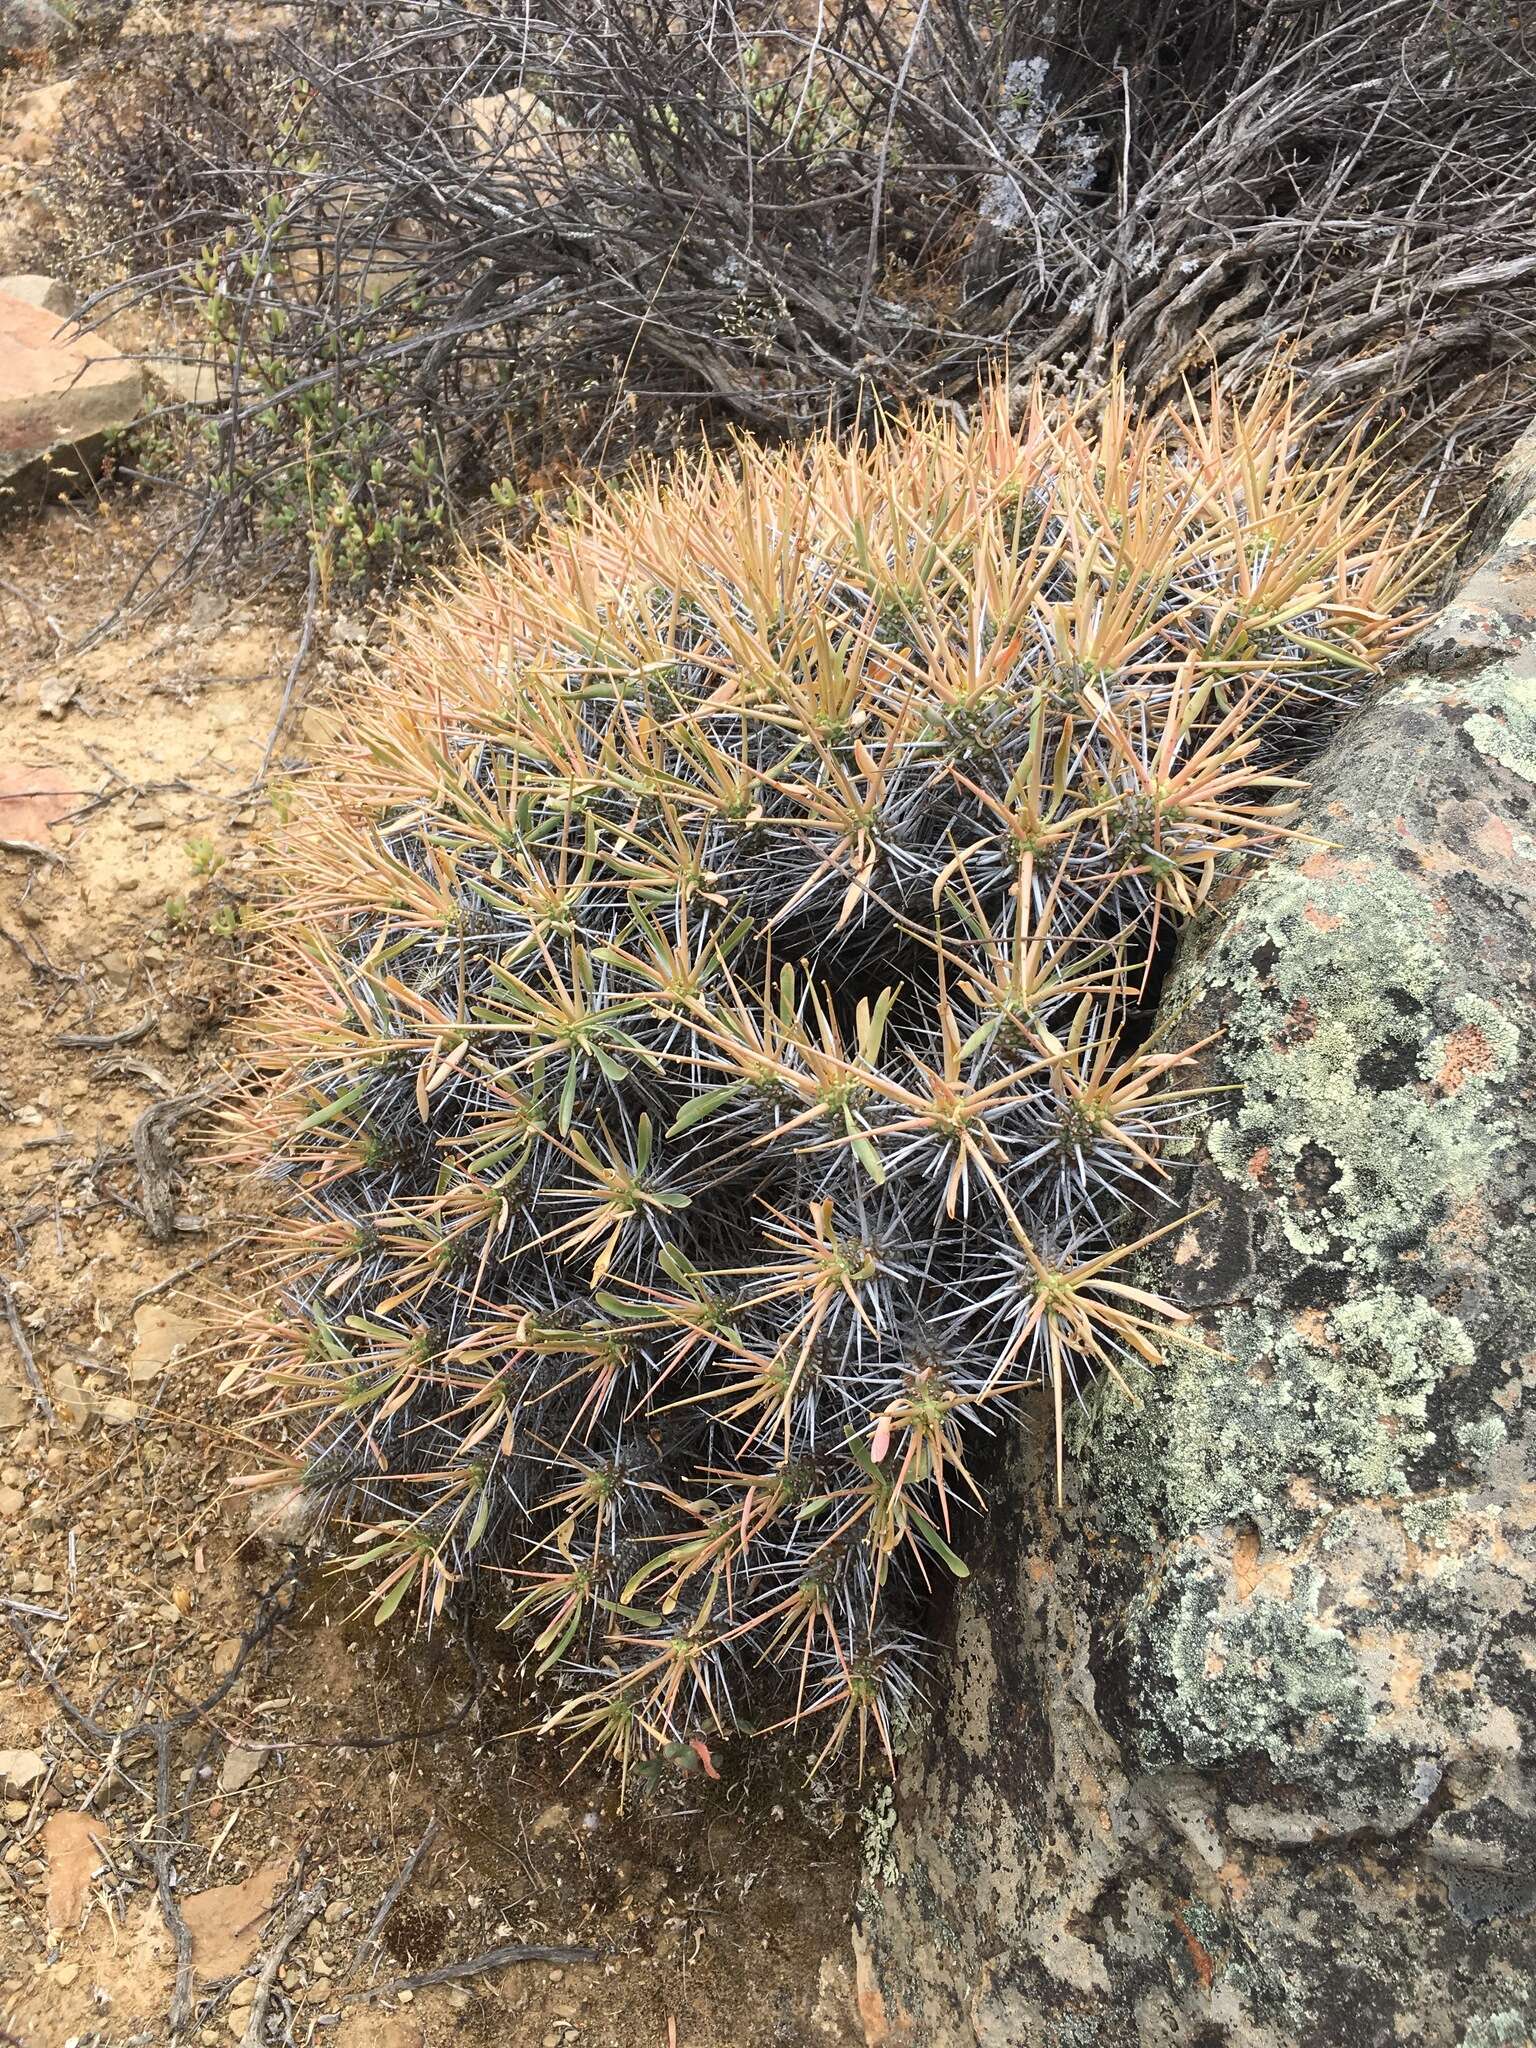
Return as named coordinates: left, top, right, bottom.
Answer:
left=0, top=27, right=865, bottom=2048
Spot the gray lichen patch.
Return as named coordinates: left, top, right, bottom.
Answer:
left=1088, top=1289, right=1476, bottom=1550
left=1133, top=1563, right=1369, bottom=1778
left=1464, top=665, right=1536, bottom=783
left=1186, top=850, right=1517, bottom=1278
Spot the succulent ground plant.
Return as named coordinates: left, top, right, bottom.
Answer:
left=227, top=378, right=1422, bottom=1785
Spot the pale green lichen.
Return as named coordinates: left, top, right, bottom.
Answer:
left=1087, top=1290, right=1471, bottom=1548
left=1400, top=1491, right=1470, bottom=1547
left=1425, top=991, right=1522, bottom=1089
left=1193, top=858, right=1512, bottom=1272
left=861, top=1782, right=900, bottom=1891
left=1454, top=1411, right=1509, bottom=1465
left=1461, top=2011, right=1536, bottom=2048
left=1136, top=1565, right=1370, bottom=1780
left=1465, top=700, right=1536, bottom=785
left=1455, top=654, right=1536, bottom=782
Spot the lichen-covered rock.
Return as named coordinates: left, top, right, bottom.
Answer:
left=860, top=446, right=1536, bottom=2045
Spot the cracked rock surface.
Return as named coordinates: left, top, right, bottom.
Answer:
left=860, top=441, right=1536, bottom=2046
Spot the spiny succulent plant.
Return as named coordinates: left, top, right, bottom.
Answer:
left=228, top=375, right=1422, bottom=1786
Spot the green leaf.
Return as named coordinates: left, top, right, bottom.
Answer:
left=668, top=1083, right=744, bottom=1136
left=295, top=1080, right=369, bottom=1131
left=849, top=1131, right=887, bottom=1184
left=373, top=1571, right=416, bottom=1625
left=558, top=1061, right=579, bottom=1133
left=908, top=1509, right=970, bottom=1578
left=533, top=1603, right=584, bottom=1676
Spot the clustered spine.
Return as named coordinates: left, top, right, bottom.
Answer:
left=231, top=378, right=1418, bottom=1785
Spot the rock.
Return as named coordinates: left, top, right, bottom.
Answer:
left=154, top=1007, right=196, bottom=1053
left=182, top=1863, right=287, bottom=1979
left=0, top=0, right=122, bottom=50
left=50, top=1960, right=79, bottom=1988
left=0, top=274, right=74, bottom=317
left=810, top=1947, right=868, bottom=2044
left=0, top=760, right=76, bottom=847
left=50, top=1363, right=96, bottom=1429
left=0, top=1484, right=22, bottom=1517
left=0, top=293, right=141, bottom=499
left=36, top=671, right=77, bottom=720
left=0, top=1750, right=44, bottom=1798
left=0, top=275, right=74, bottom=317
left=146, top=353, right=220, bottom=407
left=245, top=1483, right=320, bottom=1552
left=3, top=80, right=71, bottom=158
left=43, top=1810, right=106, bottom=1928
left=211, top=1637, right=243, bottom=1680
left=130, top=1304, right=202, bottom=1384
left=218, top=1744, right=270, bottom=1794
left=862, top=431, right=1536, bottom=2043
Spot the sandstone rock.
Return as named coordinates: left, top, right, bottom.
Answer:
left=0, top=294, right=141, bottom=499
left=0, top=275, right=74, bottom=317
left=36, top=671, right=77, bottom=719
left=218, top=1743, right=269, bottom=1794
left=182, top=1863, right=286, bottom=1979
left=862, top=431, right=1536, bottom=2044
left=0, top=761, right=76, bottom=845
left=129, top=1304, right=202, bottom=1384
left=211, top=1636, right=243, bottom=1679
left=4, top=79, right=71, bottom=161
left=0, top=1749, right=45, bottom=1798
left=43, top=1810, right=106, bottom=1927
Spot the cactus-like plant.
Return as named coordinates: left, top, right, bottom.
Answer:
left=229, top=377, right=1422, bottom=1784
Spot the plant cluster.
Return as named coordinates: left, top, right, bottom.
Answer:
left=230, top=378, right=1423, bottom=1783
left=69, top=0, right=1536, bottom=598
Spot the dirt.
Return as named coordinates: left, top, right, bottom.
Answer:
left=0, top=176, right=861, bottom=2048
